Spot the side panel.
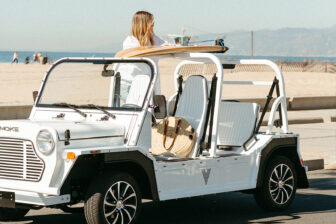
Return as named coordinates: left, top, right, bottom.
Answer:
left=155, top=154, right=257, bottom=201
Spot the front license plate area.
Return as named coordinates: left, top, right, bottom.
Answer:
left=0, top=191, right=15, bottom=208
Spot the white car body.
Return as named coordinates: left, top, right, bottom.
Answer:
left=0, top=53, right=308, bottom=218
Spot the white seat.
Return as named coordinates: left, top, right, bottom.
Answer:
left=217, top=101, right=260, bottom=147
left=175, top=75, right=208, bottom=157
left=125, top=75, right=150, bottom=107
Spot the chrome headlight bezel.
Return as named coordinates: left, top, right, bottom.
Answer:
left=36, top=130, right=55, bottom=155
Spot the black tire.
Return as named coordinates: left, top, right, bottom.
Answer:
left=84, top=172, right=142, bottom=224
left=0, top=208, right=30, bottom=221
left=254, top=156, right=297, bottom=211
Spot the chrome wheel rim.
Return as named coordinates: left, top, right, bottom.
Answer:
left=104, top=181, right=137, bottom=224
left=269, top=164, right=294, bottom=205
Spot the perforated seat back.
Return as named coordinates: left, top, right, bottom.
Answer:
left=125, top=75, right=150, bottom=106
left=217, top=102, right=260, bottom=146
left=175, top=75, right=208, bottom=157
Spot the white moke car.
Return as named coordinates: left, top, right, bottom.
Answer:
left=0, top=47, right=308, bottom=224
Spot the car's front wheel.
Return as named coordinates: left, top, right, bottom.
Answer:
left=254, top=156, right=297, bottom=211
left=84, top=172, right=142, bottom=224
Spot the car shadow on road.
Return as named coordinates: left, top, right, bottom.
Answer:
left=15, top=174, right=336, bottom=224
left=137, top=191, right=336, bottom=224
left=18, top=191, right=335, bottom=224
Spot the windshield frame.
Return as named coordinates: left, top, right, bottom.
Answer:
left=35, top=58, right=155, bottom=112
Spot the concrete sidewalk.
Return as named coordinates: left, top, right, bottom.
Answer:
left=262, top=121, right=336, bottom=170
left=260, top=109, right=336, bottom=170
left=290, top=122, right=336, bottom=170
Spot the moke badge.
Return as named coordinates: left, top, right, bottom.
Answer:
left=201, top=168, right=211, bottom=185
left=0, top=126, right=19, bottom=132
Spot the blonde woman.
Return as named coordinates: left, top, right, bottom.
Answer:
left=116, top=11, right=165, bottom=106
left=123, top=11, right=165, bottom=49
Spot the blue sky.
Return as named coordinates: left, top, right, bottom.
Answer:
left=0, top=0, right=335, bottom=52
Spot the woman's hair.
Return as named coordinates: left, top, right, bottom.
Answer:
left=131, top=11, right=155, bottom=46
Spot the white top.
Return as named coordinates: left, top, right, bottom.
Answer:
left=13, top=52, right=18, bottom=60
left=123, top=35, right=165, bottom=49
left=117, top=35, right=165, bottom=95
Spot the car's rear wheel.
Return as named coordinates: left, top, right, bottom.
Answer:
left=84, top=172, right=142, bottom=224
left=254, top=156, right=297, bottom=211
left=0, top=208, right=30, bottom=221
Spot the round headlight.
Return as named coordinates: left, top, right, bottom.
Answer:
left=36, top=130, right=55, bottom=155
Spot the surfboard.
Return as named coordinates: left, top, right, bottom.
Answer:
left=115, top=45, right=228, bottom=58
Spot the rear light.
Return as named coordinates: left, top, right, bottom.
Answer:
left=300, top=159, right=305, bottom=166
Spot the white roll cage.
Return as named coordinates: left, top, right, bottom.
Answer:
left=166, top=53, right=289, bottom=157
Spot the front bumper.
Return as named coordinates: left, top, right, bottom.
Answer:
left=0, top=187, right=70, bottom=207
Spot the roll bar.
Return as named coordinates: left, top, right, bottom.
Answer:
left=171, top=55, right=289, bottom=157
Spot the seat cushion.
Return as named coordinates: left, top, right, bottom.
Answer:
left=175, top=76, right=208, bottom=132
left=175, top=75, right=208, bottom=157
left=217, top=101, right=260, bottom=146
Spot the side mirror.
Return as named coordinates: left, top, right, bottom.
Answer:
left=153, top=95, right=167, bottom=119
left=32, top=91, right=38, bottom=102
left=102, top=70, right=116, bottom=77
left=101, top=64, right=117, bottom=77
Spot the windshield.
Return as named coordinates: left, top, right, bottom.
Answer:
left=37, top=59, right=153, bottom=110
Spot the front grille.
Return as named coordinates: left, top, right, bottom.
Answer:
left=0, top=138, right=45, bottom=182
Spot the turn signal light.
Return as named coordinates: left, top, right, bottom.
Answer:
left=67, top=152, right=76, bottom=160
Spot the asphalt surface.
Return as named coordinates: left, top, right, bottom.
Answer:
left=3, top=169, right=335, bottom=224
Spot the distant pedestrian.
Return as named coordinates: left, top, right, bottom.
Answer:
left=24, top=56, right=30, bottom=64
left=33, top=52, right=38, bottom=62
left=11, top=51, right=18, bottom=63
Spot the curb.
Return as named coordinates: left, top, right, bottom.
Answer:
left=261, top=118, right=325, bottom=126
left=325, top=164, right=336, bottom=170
left=304, top=159, right=324, bottom=171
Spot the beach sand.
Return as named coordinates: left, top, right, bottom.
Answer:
left=0, top=59, right=335, bottom=105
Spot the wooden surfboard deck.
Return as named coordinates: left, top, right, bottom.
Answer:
left=115, top=45, right=228, bottom=58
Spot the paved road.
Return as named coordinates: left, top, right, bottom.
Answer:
left=4, top=169, right=336, bottom=224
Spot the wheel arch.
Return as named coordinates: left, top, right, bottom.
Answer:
left=60, top=151, right=159, bottom=201
left=102, top=158, right=158, bottom=201
left=257, top=137, right=309, bottom=189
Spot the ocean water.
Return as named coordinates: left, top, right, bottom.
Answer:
left=0, top=51, right=115, bottom=63
left=223, top=55, right=336, bottom=63
left=0, top=50, right=335, bottom=63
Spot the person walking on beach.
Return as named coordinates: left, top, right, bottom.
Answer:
left=11, top=51, right=18, bottom=63
left=33, top=52, right=38, bottom=63
left=117, top=11, right=165, bottom=104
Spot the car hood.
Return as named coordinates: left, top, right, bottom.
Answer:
left=0, top=119, right=125, bottom=141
